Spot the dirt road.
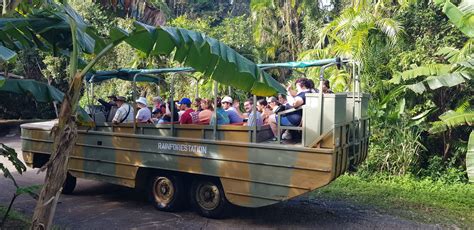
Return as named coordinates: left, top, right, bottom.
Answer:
left=0, top=135, right=439, bottom=229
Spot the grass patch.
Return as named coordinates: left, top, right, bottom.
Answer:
left=311, top=174, right=474, bottom=228
left=0, top=205, right=30, bottom=229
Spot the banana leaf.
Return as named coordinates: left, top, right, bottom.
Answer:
left=0, top=45, right=17, bottom=62
left=123, top=22, right=285, bottom=96
left=0, top=78, right=64, bottom=103
left=468, top=131, right=474, bottom=183
left=0, top=77, right=93, bottom=124
left=0, top=3, right=105, bottom=59
left=443, top=0, right=474, bottom=38
left=429, top=110, right=474, bottom=133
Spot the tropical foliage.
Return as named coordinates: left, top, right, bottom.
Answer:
left=0, top=0, right=473, bottom=189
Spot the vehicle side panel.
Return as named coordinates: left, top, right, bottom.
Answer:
left=21, top=127, right=337, bottom=208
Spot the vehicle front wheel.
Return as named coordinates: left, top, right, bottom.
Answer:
left=62, top=172, right=76, bottom=195
left=190, top=179, right=229, bottom=219
left=149, top=174, right=184, bottom=212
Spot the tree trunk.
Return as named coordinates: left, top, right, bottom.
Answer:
left=31, top=73, right=83, bottom=230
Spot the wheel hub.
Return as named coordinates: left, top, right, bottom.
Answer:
left=153, top=177, right=174, bottom=205
left=196, top=183, right=220, bottom=210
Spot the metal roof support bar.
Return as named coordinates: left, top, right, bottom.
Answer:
left=171, top=75, right=176, bottom=137
left=252, top=95, right=257, bottom=143
left=317, top=62, right=337, bottom=137
left=213, top=81, right=218, bottom=140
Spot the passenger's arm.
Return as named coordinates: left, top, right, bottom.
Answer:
left=292, top=96, right=304, bottom=108
left=112, top=109, right=121, bottom=124
left=164, top=103, right=171, bottom=116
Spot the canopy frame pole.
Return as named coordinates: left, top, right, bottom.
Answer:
left=213, top=81, right=218, bottom=140
left=252, top=95, right=257, bottom=143
left=356, top=62, right=362, bottom=144
left=318, top=63, right=337, bottom=137
left=171, top=74, right=176, bottom=137
left=195, top=78, right=199, bottom=99
left=132, top=73, right=141, bottom=134
left=89, top=76, right=96, bottom=124
left=353, top=62, right=357, bottom=120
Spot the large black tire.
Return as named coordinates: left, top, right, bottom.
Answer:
left=190, top=179, right=229, bottom=219
left=148, top=173, right=185, bottom=212
left=62, top=172, right=76, bottom=195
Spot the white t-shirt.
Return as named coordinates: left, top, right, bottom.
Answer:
left=113, top=103, right=134, bottom=123
left=136, top=107, right=151, bottom=122
left=178, top=110, right=185, bottom=120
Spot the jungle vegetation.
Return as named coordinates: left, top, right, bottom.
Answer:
left=1, top=0, right=471, bottom=182
left=0, top=0, right=472, bottom=228
left=0, top=0, right=472, bottom=213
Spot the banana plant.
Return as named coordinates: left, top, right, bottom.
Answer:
left=0, top=3, right=129, bottom=228
left=123, top=21, right=285, bottom=96
left=2, top=2, right=286, bottom=228
left=435, top=0, right=474, bottom=38
left=391, top=0, right=474, bottom=182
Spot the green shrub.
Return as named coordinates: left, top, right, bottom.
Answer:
left=358, top=120, right=424, bottom=176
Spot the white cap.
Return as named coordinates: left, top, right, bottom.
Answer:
left=222, top=96, right=233, bottom=103
left=152, top=96, right=162, bottom=102
left=135, top=97, right=147, bottom=106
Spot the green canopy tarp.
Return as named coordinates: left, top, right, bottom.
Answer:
left=257, top=58, right=342, bottom=69
left=85, top=67, right=194, bottom=83
left=86, top=58, right=341, bottom=88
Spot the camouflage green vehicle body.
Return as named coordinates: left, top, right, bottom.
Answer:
left=21, top=93, right=370, bottom=208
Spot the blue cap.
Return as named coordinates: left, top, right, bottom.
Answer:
left=178, top=98, right=191, bottom=105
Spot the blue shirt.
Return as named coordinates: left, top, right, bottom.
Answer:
left=225, top=107, right=243, bottom=123
left=211, top=108, right=230, bottom=125
left=247, top=111, right=263, bottom=126
left=285, top=91, right=307, bottom=125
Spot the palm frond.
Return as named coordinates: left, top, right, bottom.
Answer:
left=375, top=17, right=403, bottom=44
left=298, top=48, right=331, bottom=60
left=429, top=110, right=474, bottom=134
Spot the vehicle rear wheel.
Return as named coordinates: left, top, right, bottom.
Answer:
left=62, top=172, right=76, bottom=195
left=190, top=179, right=229, bottom=219
left=149, top=174, right=184, bottom=211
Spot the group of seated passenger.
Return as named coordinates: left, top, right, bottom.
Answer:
left=99, top=77, right=334, bottom=140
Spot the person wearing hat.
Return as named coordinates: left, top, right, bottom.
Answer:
left=112, top=96, right=134, bottom=124
left=221, top=96, right=243, bottom=124
left=95, top=95, right=117, bottom=119
left=178, top=98, right=195, bottom=124
left=152, top=96, right=163, bottom=110
left=135, top=97, right=151, bottom=123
